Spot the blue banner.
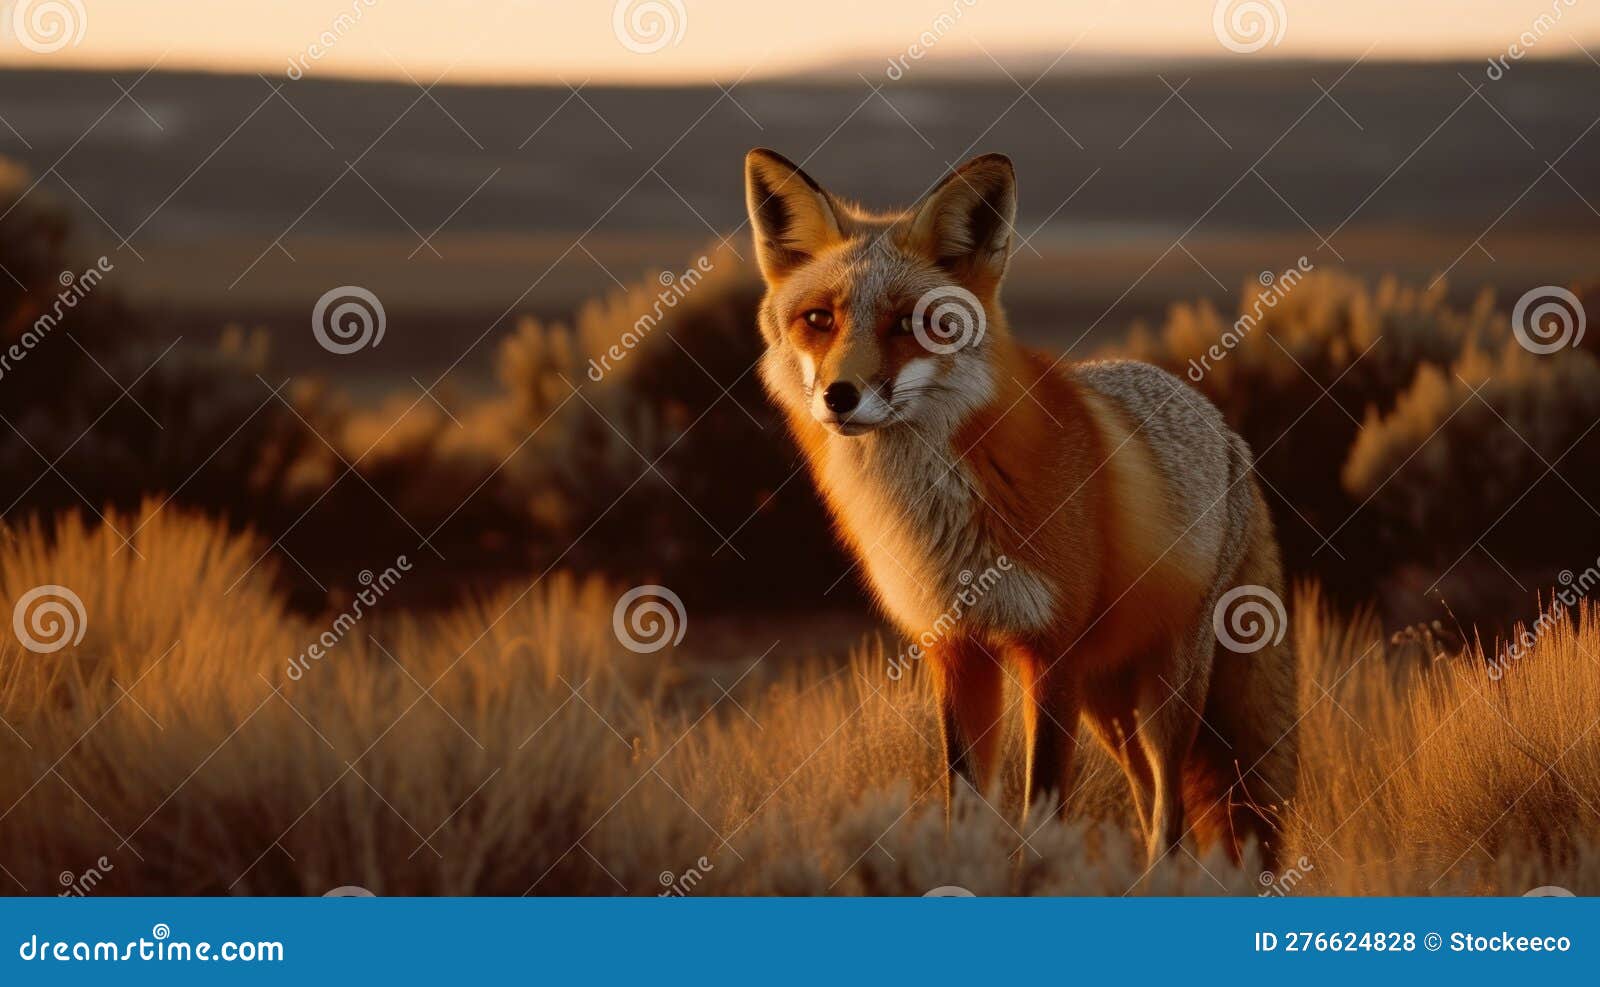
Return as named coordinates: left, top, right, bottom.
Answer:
left=0, top=897, right=1589, bottom=984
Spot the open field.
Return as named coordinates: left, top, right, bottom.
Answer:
left=1, top=506, right=1596, bottom=896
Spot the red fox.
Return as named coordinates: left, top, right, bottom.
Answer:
left=743, top=148, right=1298, bottom=868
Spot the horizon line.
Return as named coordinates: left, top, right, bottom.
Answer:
left=0, top=47, right=1591, bottom=88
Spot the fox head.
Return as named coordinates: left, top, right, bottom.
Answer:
left=743, top=148, right=1017, bottom=437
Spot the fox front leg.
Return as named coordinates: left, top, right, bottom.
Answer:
left=927, top=638, right=1004, bottom=827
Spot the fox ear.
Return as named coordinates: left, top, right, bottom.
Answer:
left=744, top=148, right=843, bottom=282
left=908, top=153, right=1017, bottom=284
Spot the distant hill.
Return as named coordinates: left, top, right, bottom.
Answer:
left=1, top=59, right=1596, bottom=391
left=2, top=59, right=1595, bottom=242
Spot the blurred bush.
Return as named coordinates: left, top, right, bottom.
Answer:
left=1343, top=340, right=1600, bottom=566
left=1122, top=268, right=1600, bottom=611
left=0, top=172, right=847, bottom=611
left=0, top=162, right=328, bottom=542
left=488, top=245, right=849, bottom=607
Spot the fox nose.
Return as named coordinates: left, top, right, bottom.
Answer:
left=822, top=382, right=860, bottom=414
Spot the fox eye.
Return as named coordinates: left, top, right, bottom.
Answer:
left=893, top=314, right=914, bottom=336
left=802, top=309, right=834, bottom=331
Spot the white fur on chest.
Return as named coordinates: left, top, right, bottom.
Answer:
left=822, top=430, right=1056, bottom=639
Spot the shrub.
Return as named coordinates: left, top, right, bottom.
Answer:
left=1119, top=268, right=1597, bottom=616
left=0, top=161, right=331, bottom=551
left=491, top=245, right=850, bottom=610
left=1342, top=340, right=1600, bottom=567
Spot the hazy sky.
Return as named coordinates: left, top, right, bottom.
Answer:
left=2, top=0, right=1598, bottom=82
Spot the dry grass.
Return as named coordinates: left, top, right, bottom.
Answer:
left=1, top=506, right=1596, bottom=896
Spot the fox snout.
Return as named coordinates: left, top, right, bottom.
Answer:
left=806, top=348, right=952, bottom=436
left=822, top=382, right=858, bottom=413
left=797, top=338, right=897, bottom=435
left=811, top=374, right=893, bottom=436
